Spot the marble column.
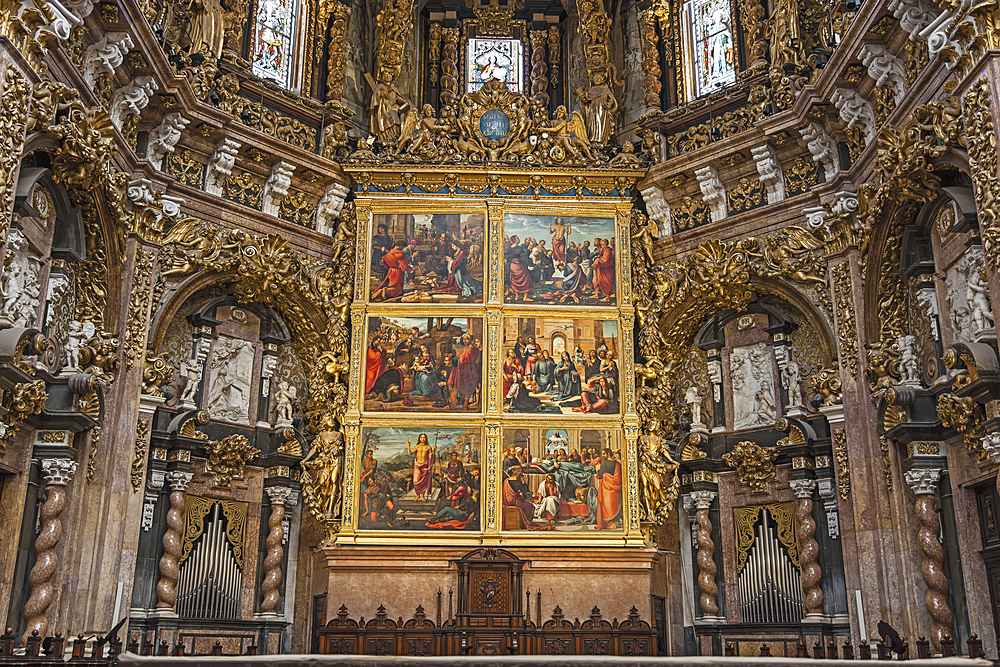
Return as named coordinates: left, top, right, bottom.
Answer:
left=22, top=458, right=77, bottom=642
left=691, top=490, right=720, bottom=620
left=152, top=471, right=193, bottom=616
left=903, top=468, right=954, bottom=652
left=259, top=486, right=293, bottom=616
left=790, top=478, right=824, bottom=618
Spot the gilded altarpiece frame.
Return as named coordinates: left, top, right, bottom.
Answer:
left=335, top=186, right=643, bottom=548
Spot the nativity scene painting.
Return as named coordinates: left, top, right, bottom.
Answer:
left=501, top=317, right=620, bottom=415
left=501, top=428, right=622, bottom=532
left=502, top=213, right=617, bottom=306
left=364, top=315, right=484, bottom=413
left=359, top=426, right=482, bottom=531
left=369, top=212, right=485, bottom=304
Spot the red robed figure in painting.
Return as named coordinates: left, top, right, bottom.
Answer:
left=365, top=340, right=386, bottom=393
left=591, top=239, right=615, bottom=299
left=596, top=449, right=622, bottom=529
left=371, top=244, right=409, bottom=300
left=453, top=335, right=481, bottom=398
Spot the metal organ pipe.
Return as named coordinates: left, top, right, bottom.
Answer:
left=737, top=508, right=805, bottom=624
left=175, top=503, right=242, bottom=619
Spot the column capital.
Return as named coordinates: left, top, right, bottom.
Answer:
left=691, top=489, right=717, bottom=510
left=789, top=478, right=817, bottom=499
left=41, top=458, right=77, bottom=486
left=982, top=432, right=1000, bottom=465
left=265, top=486, right=293, bottom=506
left=904, top=468, right=941, bottom=495
left=166, top=470, right=193, bottom=492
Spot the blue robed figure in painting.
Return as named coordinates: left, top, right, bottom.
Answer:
left=408, top=344, right=441, bottom=399
left=554, top=351, right=581, bottom=400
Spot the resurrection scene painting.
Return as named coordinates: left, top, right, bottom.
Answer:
left=369, top=212, right=485, bottom=303
left=502, top=213, right=617, bottom=306
left=365, top=315, right=484, bottom=413
left=501, top=317, right=619, bottom=415
left=359, top=426, right=482, bottom=531
left=501, top=428, right=622, bottom=531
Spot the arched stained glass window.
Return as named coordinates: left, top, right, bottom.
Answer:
left=684, top=0, right=736, bottom=98
left=251, top=0, right=299, bottom=87
left=466, top=38, right=523, bottom=93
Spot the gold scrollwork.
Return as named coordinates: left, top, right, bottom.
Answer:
left=164, top=149, right=206, bottom=188
left=223, top=173, right=263, bottom=209
left=124, top=249, right=155, bottom=370
left=936, top=393, right=986, bottom=459
left=964, top=79, right=1000, bottom=275
left=834, top=428, right=850, bottom=499
left=727, top=177, right=765, bottom=214
left=723, top=440, right=778, bottom=493
left=131, top=419, right=149, bottom=492
left=279, top=191, right=317, bottom=228
left=205, top=433, right=260, bottom=487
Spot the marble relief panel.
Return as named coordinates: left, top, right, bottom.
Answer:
left=729, top=341, right=777, bottom=430
left=207, top=335, right=256, bottom=424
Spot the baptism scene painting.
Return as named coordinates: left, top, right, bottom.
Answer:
left=359, top=426, right=482, bottom=531
left=502, top=213, right=617, bottom=306
left=502, top=317, right=620, bottom=415
left=365, top=315, right=484, bottom=413
left=501, top=428, right=622, bottom=531
left=369, top=212, right=485, bottom=304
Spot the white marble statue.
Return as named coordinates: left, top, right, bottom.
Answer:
left=781, top=359, right=804, bottom=408
left=273, top=380, right=296, bottom=426
left=967, top=268, right=995, bottom=335
left=64, top=320, right=88, bottom=372
left=179, top=357, right=203, bottom=405
left=0, top=231, right=41, bottom=327
left=753, top=380, right=777, bottom=424
left=899, top=334, right=921, bottom=384
left=685, top=385, right=703, bottom=426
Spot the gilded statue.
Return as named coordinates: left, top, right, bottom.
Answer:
left=574, top=65, right=618, bottom=144
left=366, top=71, right=411, bottom=143
left=302, top=430, right=344, bottom=518
left=396, top=104, right=451, bottom=158
left=767, top=0, right=801, bottom=70
left=539, top=105, right=593, bottom=161
left=183, top=0, right=226, bottom=59
left=639, top=420, right=679, bottom=523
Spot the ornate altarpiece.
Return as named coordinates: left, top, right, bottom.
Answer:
left=333, top=160, right=646, bottom=547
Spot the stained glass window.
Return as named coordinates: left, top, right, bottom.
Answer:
left=686, top=0, right=736, bottom=97
left=466, top=38, right=523, bottom=93
left=251, top=0, right=298, bottom=87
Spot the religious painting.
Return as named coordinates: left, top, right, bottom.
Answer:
left=359, top=426, right=482, bottom=531
left=501, top=428, right=622, bottom=531
left=501, top=317, right=619, bottom=415
left=369, top=212, right=485, bottom=304
left=364, top=315, right=484, bottom=413
left=502, top=213, right=618, bottom=306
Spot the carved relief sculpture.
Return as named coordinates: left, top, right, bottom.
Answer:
left=730, top=342, right=777, bottom=429
left=207, top=335, right=254, bottom=423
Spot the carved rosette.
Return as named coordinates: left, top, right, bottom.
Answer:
left=155, top=471, right=193, bottom=612
left=22, top=458, right=77, bottom=642
left=691, top=489, right=719, bottom=618
left=789, top=479, right=823, bottom=616
left=261, top=487, right=294, bottom=614
left=903, top=468, right=954, bottom=651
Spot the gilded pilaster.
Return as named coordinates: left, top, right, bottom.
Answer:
left=338, top=421, right=361, bottom=541
left=0, top=65, right=29, bottom=247
left=484, top=422, right=501, bottom=539
left=486, top=201, right=504, bottom=305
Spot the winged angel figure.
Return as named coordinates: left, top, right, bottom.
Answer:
left=744, top=225, right=826, bottom=286
left=539, top=106, right=593, bottom=162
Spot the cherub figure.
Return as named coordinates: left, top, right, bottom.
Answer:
left=65, top=320, right=87, bottom=371
left=273, top=380, right=296, bottom=425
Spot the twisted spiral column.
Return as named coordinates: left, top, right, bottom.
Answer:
left=260, top=487, right=294, bottom=615
left=691, top=490, right=719, bottom=618
left=154, top=471, right=192, bottom=613
left=790, top=479, right=823, bottom=616
left=904, top=468, right=953, bottom=653
left=22, top=458, right=77, bottom=643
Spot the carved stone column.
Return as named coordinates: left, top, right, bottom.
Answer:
left=903, top=468, right=954, bottom=652
left=790, top=478, right=824, bottom=618
left=22, top=458, right=77, bottom=642
left=638, top=10, right=662, bottom=113
left=260, top=486, right=294, bottom=616
left=691, top=489, right=720, bottom=620
left=152, top=471, right=193, bottom=615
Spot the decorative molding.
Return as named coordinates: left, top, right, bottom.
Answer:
left=831, top=89, right=877, bottom=143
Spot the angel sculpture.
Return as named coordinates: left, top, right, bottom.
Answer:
left=395, top=104, right=451, bottom=158
left=160, top=218, right=240, bottom=278
left=540, top=106, right=593, bottom=162
left=366, top=70, right=410, bottom=143
left=746, top=225, right=826, bottom=285
left=639, top=420, right=679, bottom=522
left=302, top=430, right=344, bottom=518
